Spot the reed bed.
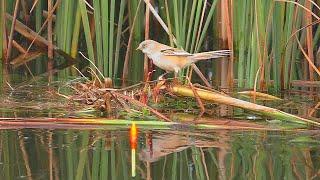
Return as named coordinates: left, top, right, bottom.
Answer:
left=0, top=1, right=319, bottom=179
left=0, top=0, right=319, bottom=89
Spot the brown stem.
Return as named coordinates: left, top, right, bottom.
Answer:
left=6, top=0, right=20, bottom=62
left=186, top=77, right=205, bottom=118
left=223, top=0, right=234, bottom=89
left=191, top=64, right=212, bottom=88
left=47, top=131, right=53, bottom=180
left=12, top=40, right=27, bottom=54
left=23, top=0, right=61, bottom=59
left=305, top=0, right=315, bottom=81
left=144, top=0, right=150, bottom=81
left=47, top=0, right=53, bottom=82
left=18, top=131, right=33, bottom=180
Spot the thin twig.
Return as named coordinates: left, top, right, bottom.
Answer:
left=143, top=0, right=177, bottom=43
left=186, top=77, right=205, bottom=118
left=200, top=148, right=210, bottom=180
left=79, top=51, right=105, bottom=79
left=6, top=0, right=20, bottom=61
left=191, top=64, right=212, bottom=88
left=275, top=0, right=320, bottom=19
left=29, top=0, right=39, bottom=13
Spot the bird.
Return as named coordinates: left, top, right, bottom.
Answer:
left=137, top=40, right=231, bottom=77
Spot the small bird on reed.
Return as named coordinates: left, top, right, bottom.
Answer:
left=137, top=40, right=231, bottom=77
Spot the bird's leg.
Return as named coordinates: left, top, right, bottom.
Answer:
left=158, top=72, right=169, bottom=80
left=186, top=77, right=205, bottom=120
left=153, top=71, right=168, bottom=103
left=173, top=69, right=179, bottom=84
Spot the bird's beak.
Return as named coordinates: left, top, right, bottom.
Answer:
left=136, top=44, right=141, bottom=50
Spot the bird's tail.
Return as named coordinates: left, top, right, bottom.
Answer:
left=192, top=50, right=231, bottom=62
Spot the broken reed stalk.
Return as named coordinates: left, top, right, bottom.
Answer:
left=6, top=13, right=52, bottom=48
left=23, top=0, right=61, bottom=58
left=5, top=13, right=76, bottom=63
left=0, top=118, right=278, bottom=131
left=12, top=40, right=26, bottom=54
left=169, top=84, right=320, bottom=127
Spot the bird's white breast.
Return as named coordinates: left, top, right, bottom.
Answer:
left=148, top=53, right=178, bottom=72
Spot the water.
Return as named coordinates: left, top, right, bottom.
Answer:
left=0, top=82, right=319, bottom=179
left=0, top=128, right=319, bottom=179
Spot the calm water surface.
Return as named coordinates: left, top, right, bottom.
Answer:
left=0, top=82, right=319, bottom=179
left=1, top=128, right=320, bottom=179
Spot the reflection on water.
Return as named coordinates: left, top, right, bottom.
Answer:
left=0, top=82, right=319, bottom=179
left=0, top=128, right=319, bottom=179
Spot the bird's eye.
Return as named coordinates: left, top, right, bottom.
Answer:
left=142, top=44, right=146, bottom=48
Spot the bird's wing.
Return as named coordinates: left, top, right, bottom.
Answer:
left=160, top=48, right=192, bottom=57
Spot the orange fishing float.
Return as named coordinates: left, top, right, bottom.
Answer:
left=130, top=123, right=138, bottom=177
left=130, top=123, right=137, bottom=149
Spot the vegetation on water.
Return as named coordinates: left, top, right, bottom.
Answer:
left=0, top=1, right=320, bottom=179
left=0, top=0, right=319, bottom=126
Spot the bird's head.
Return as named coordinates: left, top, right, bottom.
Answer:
left=136, top=40, right=158, bottom=54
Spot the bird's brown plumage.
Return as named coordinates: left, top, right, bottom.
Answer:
left=137, top=40, right=231, bottom=75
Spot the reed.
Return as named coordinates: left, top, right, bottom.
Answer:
left=108, top=0, right=115, bottom=78
left=79, top=0, right=95, bottom=70
left=75, top=131, right=90, bottom=180
left=34, top=0, right=43, bottom=74
left=114, top=0, right=126, bottom=79
left=57, top=132, right=66, bottom=178
left=111, top=140, right=116, bottom=180
left=234, top=0, right=320, bottom=90
left=93, top=0, right=103, bottom=74
left=91, top=136, right=102, bottom=180
left=0, top=0, right=4, bottom=85
left=65, top=131, right=75, bottom=180
left=171, top=153, right=178, bottom=179
left=54, top=0, right=79, bottom=78
left=127, top=0, right=144, bottom=83
left=0, top=1, right=4, bottom=60
left=70, top=4, right=81, bottom=59
left=1, top=131, right=11, bottom=180
left=100, top=139, right=109, bottom=179
left=119, top=142, right=129, bottom=180
left=101, top=0, right=109, bottom=76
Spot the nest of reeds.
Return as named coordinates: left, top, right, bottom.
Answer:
left=64, top=69, right=320, bottom=128
left=66, top=70, right=176, bottom=121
